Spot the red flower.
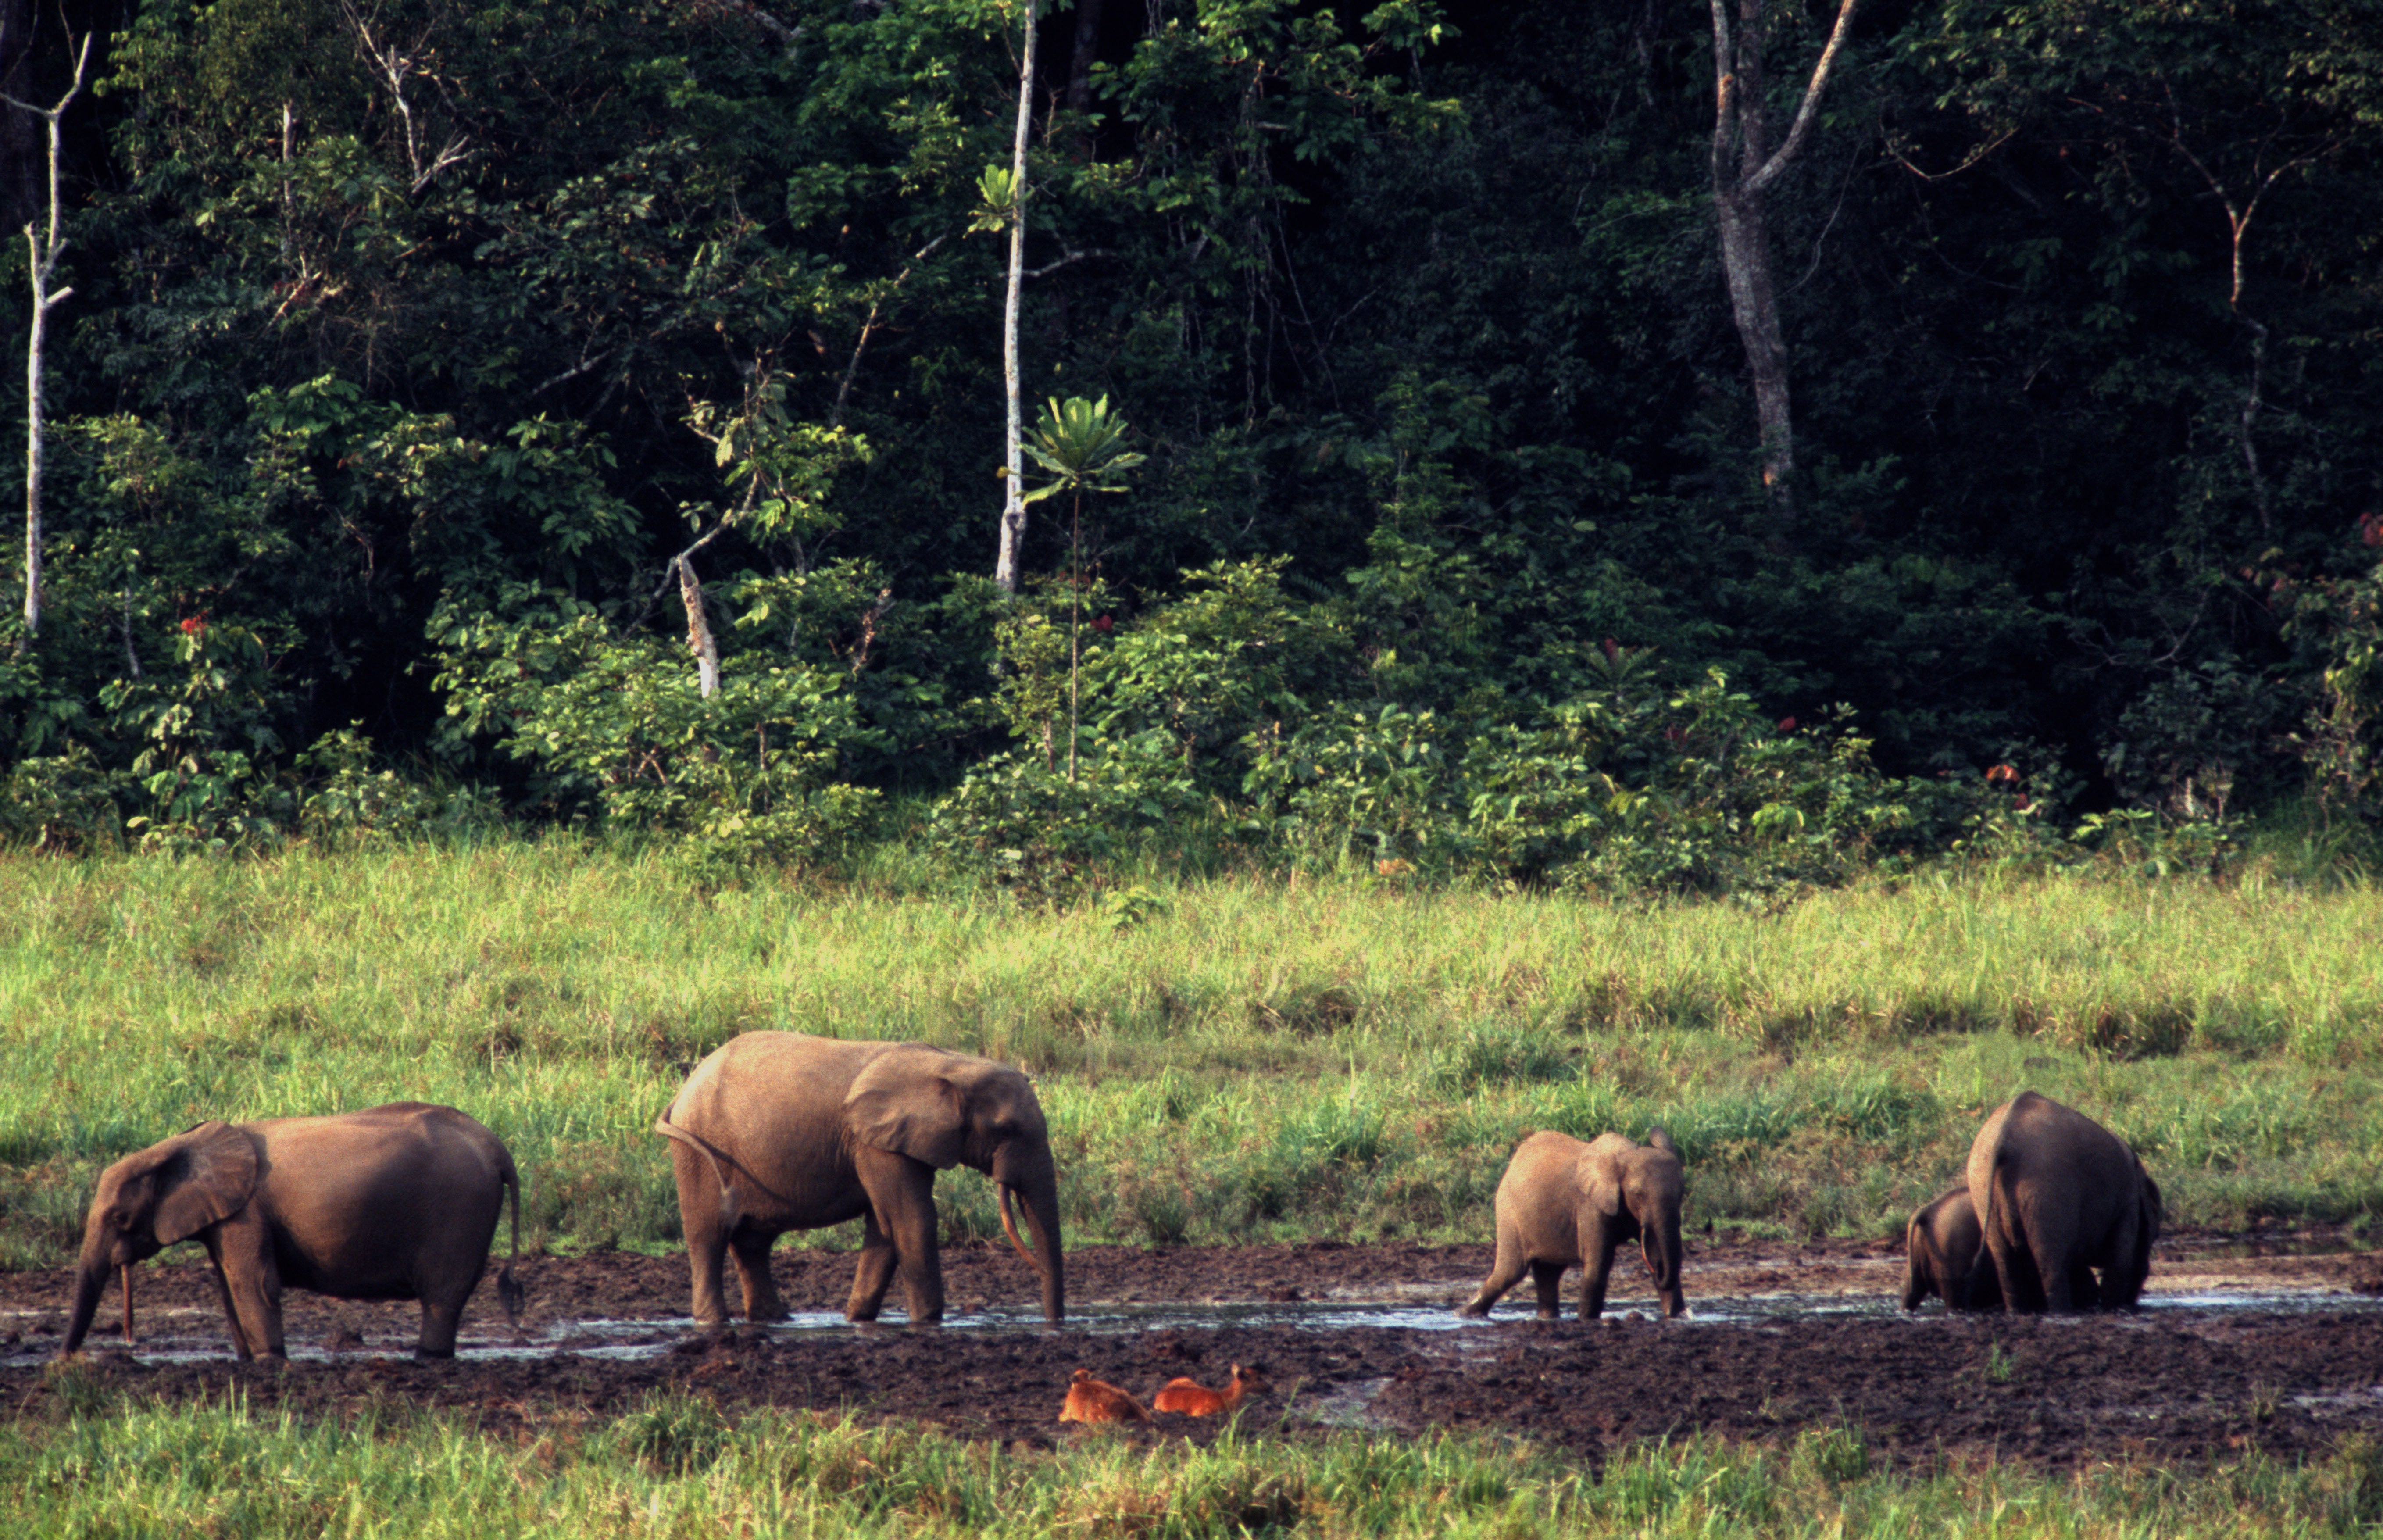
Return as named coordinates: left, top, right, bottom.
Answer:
left=1985, top=764, right=2019, bottom=786
left=179, top=615, right=207, bottom=637
left=1777, top=716, right=1797, bottom=732
left=2359, top=511, right=2383, bottom=547
left=1093, top=615, right=1113, bottom=633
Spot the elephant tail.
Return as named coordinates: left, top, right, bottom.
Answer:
left=1958, top=1164, right=2004, bottom=1311
left=494, top=1154, right=526, bottom=1333
left=655, top=1112, right=742, bottom=1230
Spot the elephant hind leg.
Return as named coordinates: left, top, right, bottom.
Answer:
left=731, top=1229, right=789, bottom=1322
left=671, top=1143, right=735, bottom=1327
left=1458, top=1233, right=1530, bottom=1317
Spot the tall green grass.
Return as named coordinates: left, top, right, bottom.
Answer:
left=7, top=1386, right=2382, bottom=1538
left=1, top=845, right=2378, bottom=1264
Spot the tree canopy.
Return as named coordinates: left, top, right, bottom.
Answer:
left=2, top=0, right=2378, bottom=881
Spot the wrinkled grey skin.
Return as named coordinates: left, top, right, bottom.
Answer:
left=1458, top=1128, right=1686, bottom=1321
left=61, top=1103, right=522, bottom=1361
left=1962, top=1090, right=2161, bottom=1314
left=655, top=1032, right=1065, bottom=1327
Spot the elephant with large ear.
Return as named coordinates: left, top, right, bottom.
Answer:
left=1457, top=1128, right=1686, bottom=1321
left=1962, top=1090, right=2161, bottom=1314
left=61, top=1102, right=522, bottom=1361
left=654, top=1032, right=1065, bottom=1326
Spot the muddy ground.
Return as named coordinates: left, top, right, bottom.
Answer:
left=4, top=1229, right=2380, bottom=1471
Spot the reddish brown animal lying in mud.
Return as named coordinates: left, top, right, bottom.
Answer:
left=1058, top=1368, right=1150, bottom=1424
left=1151, top=1362, right=1271, bottom=1417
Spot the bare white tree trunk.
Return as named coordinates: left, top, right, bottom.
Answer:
left=5, top=33, right=91, bottom=642
left=993, top=0, right=1039, bottom=595
left=1708, top=0, right=1858, bottom=532
left=675, top=555, right=720, bottom=699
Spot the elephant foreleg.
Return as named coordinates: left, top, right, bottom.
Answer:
left=202, top=1247, right=254, bottom=1362
left=731, top=1230, right=789, bottom=1322
left=891, top=1202, right=945, bottom=1325
left=1530, top=1261, right=1566, bottom=1319
left=1578, top=1229, right=1618, bottom=1322
left=211, top=1223, right=286, bottom=1359
left=845, top=1211, right=900, bottom=1322
left=415, top=1297, right=464, bottom=1359
left=853, top=1149, right=944, bottom=1325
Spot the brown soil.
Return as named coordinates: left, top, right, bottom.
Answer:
left=5, top=1229, right=2379, bottom=1470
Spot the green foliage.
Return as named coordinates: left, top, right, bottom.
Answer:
left=1019, top=395, right=1146, bottom=507
left=924, top=738, right=1203, bottom=898
left=431, top=594, right=882, bottom=873
left=2283, top=543, right=2383, bottom=828
left=4, top=0, right=2383, bottom=879
left=1244, top=670, right=1995, bottom=892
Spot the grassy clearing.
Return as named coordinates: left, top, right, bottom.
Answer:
left=0, top=844, right=2379, bottom=1265
left=5, top=1386, right=2382, bottom=1538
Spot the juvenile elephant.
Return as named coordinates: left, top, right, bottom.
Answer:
left=655, top=1032, right=1064, bottom=1326
left=1901, top=1186, right=2006, bottom=1310
left=1962, top=1090, right=2161, bottom=1314
left=1458, top=1128, right=1686, bottom=1321
left=1901, top=1184, right=2102, bottom=1311
left=61, top=1102, right=522, bottom=1361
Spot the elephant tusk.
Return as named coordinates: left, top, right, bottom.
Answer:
left=997, top=1183, right=1042, bottom=1276
left=121, top=1263, right=134, bottom=1344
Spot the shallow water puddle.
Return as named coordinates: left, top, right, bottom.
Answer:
left=5, top=1284, right=2371, bottom=1367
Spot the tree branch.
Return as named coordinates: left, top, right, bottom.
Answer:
left=1743, top=0, right=1862, bottom=198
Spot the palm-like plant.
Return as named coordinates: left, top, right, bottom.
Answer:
left=1024, top=396, right=1144, bottom=779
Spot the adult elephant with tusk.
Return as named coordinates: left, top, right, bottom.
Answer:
left=655, top=1032, right=1065, bottom=1326
left=60, top=1102, right=522, bottom=1361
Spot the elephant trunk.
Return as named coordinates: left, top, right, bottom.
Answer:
left=60, top=1236, right=112, bottom=1357
left=1643, top=1210, right=1686, bottom=1318
left=994, top=1163, right=1065, bottom=1324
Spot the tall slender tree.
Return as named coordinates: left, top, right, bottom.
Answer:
left=993, top=0, right=1041, bottom=594
left=1708, top=0, right=1859, bottom=532
left=4, top=30, right=89, bottom=642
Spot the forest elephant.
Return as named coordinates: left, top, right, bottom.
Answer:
left=1458, top=1128, right=1686, bottom=1321
left=1962, top=1090, right=2161, bottom=1314
left=61, top=1102, right=523, bottom=1361
left=654, top=1031, right=1065, bottom=1326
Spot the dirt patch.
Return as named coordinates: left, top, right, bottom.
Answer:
left=4, top=1230, right=2377, bottom=1470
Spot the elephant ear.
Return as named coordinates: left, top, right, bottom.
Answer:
left=845, top=1048, right=968, bottom=1170
left=151, top=1122, right=260, bottom=1244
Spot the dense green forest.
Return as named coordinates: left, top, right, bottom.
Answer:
left=0, top=0, right=2377, bottom=886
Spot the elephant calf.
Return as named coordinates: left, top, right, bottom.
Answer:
left=1902, top=1186, right=2007, bottom=1310
left=1459, top=1128, right=1686, bottom=1321
left=1903, top=1184, right=2108, bottom=1311
left=62, top=1102, right=523, bottom=1361
left=1962, top=1090, right=2161, bottom=1314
